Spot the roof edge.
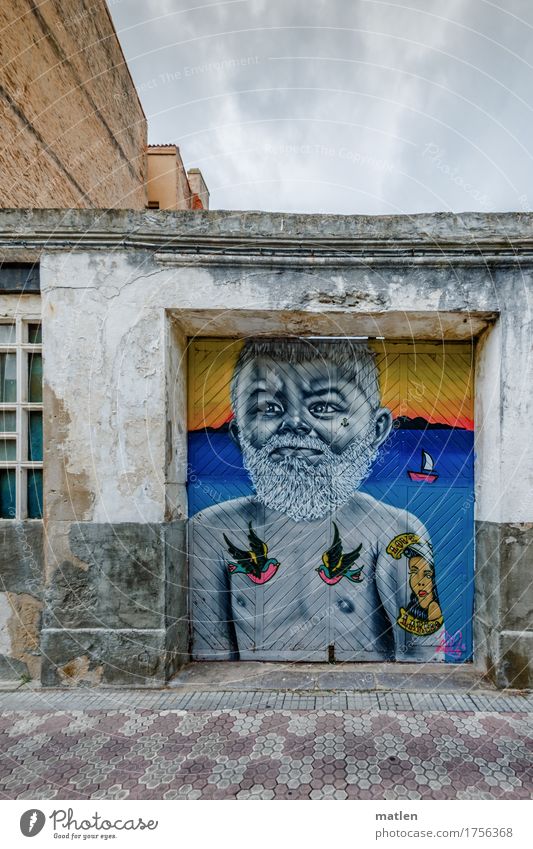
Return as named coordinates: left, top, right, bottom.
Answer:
left=0, top=208, right=532, bottom=255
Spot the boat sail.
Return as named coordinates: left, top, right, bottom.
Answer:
left=422, top=450, right=433, bottom=472
left=408, top=449, right=438, bottom=483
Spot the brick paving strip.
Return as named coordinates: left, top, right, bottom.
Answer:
left=0, top=689, right=532, bottom=800
left=1, top=690, right=533, bottom=712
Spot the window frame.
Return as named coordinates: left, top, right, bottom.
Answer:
left=0, top=316, right=43, bottom=519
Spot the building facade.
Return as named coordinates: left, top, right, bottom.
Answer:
left=0, top=1, right=208, bottom=211
left=0, top=208, right=531, bottom=689
left=147, top=147, right=210, bottom=211
left=0, top=0, right=148, bottom=209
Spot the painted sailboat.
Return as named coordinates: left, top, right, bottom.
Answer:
left=408, top=449, right=438, bottom=483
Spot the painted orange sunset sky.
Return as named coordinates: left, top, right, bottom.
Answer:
left=188, top=340, right=474, bottom=432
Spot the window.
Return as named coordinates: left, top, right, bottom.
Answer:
left=0, top=319, right=43, bottom=519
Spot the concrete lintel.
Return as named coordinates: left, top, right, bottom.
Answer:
left=171, top=309, right=495, bottom=341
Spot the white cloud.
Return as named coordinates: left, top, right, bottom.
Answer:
left=111, top=0, right=533, bottom=212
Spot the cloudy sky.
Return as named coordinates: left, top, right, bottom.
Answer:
left=110, top=0, right=533, bottom=214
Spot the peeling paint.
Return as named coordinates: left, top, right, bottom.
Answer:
left=45, top=387, right=95, bottom=521
left=306, top=288, right=387, bottom=308
left=58, top=655, right=104, bottom=687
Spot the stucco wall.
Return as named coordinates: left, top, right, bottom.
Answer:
left=1, top=209, right=532, bottom=687
left=39, top=242, right=530, bottom=529
left=0, top=1, right=147, bottom=209
left=147, top=147, right=193, bottom=211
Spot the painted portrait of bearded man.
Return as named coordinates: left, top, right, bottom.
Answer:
left=189, top=338, right=443, bottom=662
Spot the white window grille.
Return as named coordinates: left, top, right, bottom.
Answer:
left=0, top=318, right=43, bottom=519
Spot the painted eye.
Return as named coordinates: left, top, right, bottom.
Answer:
left=308, top=401, right=339, bottom=416
left=263, top=401, right=283, bottom=417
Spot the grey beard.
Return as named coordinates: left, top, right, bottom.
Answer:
left=240, top=431, right=378, bottom=521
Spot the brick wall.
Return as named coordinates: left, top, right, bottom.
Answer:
left=0, top=0, right=147, bottom=209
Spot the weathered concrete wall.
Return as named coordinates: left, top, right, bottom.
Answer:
left=38, top=248, right=499, bottom=527
left=0, top=1, right=147, bottom=209
left=0, top=293, right=41, bottom=320
left=165, top=319, right=188, bottom=522
left=0, top=523, right=43, bottom=682
left=473, top=267, right=533, bottom=688
left=41, top=521, right=186, bottom=686
left=1, top=209, right=532, bottom=686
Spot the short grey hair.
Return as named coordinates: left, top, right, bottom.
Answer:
left=230, top=337, right=381, bottom=417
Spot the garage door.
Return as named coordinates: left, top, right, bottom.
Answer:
left=188, top=338, right=474, bottom=663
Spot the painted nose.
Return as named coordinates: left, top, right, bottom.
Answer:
left=278, top=415, right=311, bottom=435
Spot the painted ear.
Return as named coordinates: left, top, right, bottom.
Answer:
left=373, top=407, right=393, bottom=448
left=228, top=418, right=241, bottom=449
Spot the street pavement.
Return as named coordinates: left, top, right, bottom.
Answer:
left=0, top=686, right=532, bottom=800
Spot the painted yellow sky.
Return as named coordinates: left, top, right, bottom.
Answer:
left=188, top=339, right=474, bottom=431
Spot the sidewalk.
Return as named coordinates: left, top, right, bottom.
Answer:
left=1, top=663, right=532, bottom=800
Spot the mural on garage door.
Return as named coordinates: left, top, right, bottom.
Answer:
left=188, top=338, right=474, bottom=663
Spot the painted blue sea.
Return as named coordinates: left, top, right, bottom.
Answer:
left=188, top=426, right=475, bottom=662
